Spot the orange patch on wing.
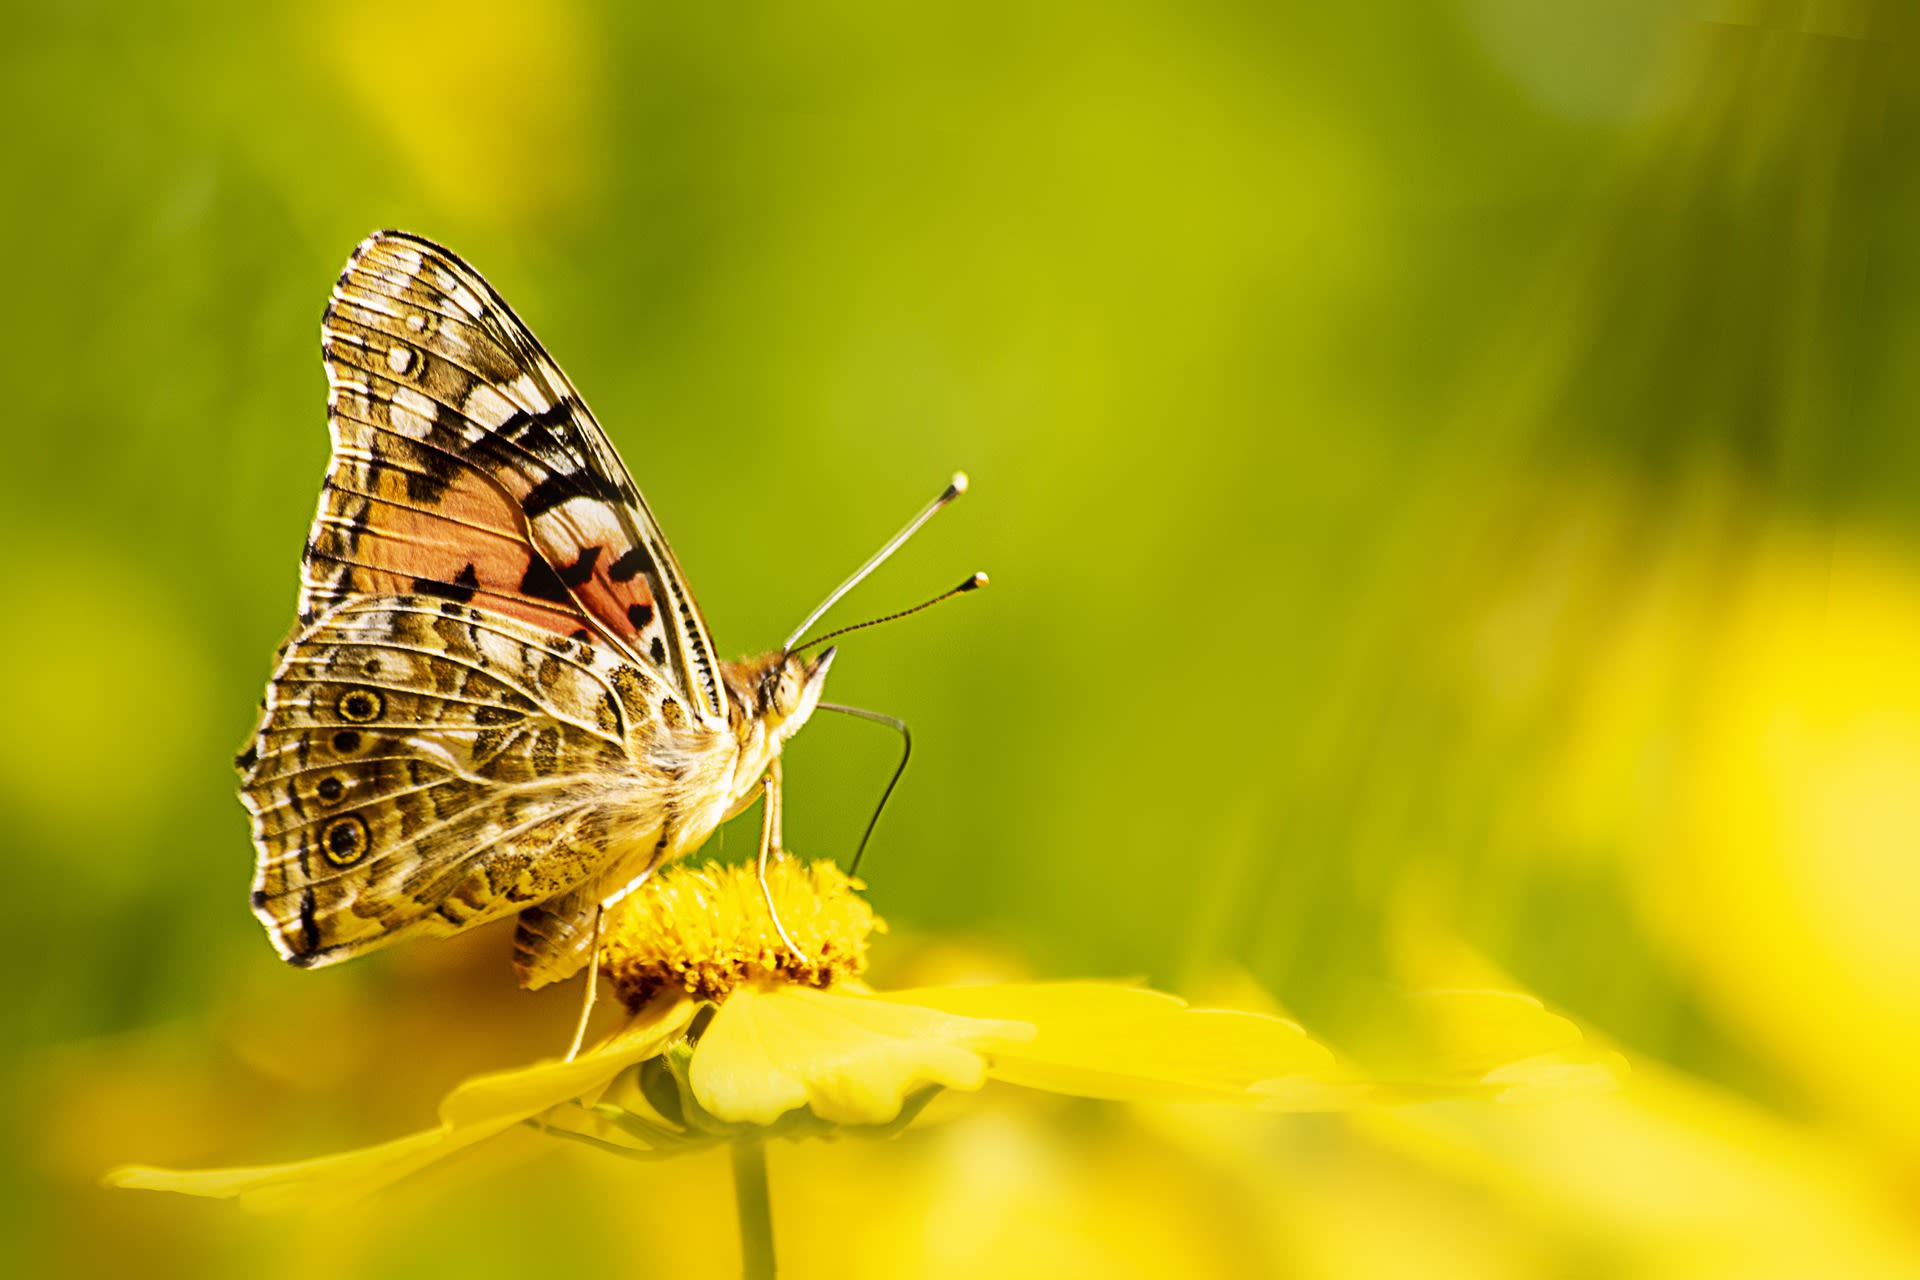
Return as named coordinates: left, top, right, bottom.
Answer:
left=347, top=466, right=599, bottom=639
left=527, top=509, right=660, bottom=651
left=579, top=575, right=653, bottom=637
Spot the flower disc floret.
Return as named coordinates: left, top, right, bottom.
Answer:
left=599, top=859, right=883, bottom=1008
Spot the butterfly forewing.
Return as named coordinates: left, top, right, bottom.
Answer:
left=305, top=230, right=726, bottom=725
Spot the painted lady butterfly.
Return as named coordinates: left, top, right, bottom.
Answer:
left=235, top=231, right=959, bottom=990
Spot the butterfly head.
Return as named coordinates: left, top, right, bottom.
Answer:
left=730, top=645, right=836, bottom=743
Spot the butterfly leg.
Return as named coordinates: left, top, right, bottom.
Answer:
left=765, top=755, right=784, bottom=852
left=564, top=904, right=606, bottom=1062
left=757, top=760, right=811, bottom=961
left=563, top=859, right=665, bottom=1060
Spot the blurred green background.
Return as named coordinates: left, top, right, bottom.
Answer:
left=6, top=2, right=1919, bottom=1276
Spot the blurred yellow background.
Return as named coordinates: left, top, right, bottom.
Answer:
left=5, top=2, right=1918, bottom=1276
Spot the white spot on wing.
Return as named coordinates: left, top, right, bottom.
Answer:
left=463, top=382, right=517, bottom=429
left=390, top=387, right=437, bottom=439
left=509, top=374, right=552, bottom=413
left=554, top=504, right=627, bottom=548
left=387, top=345, right=415, bottom=375
left=342, top=290, right=399, bottom=320
left=448, top=283, right=484, bottom=318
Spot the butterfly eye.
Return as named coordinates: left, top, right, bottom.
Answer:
left=319, top=815, right=370, bottom=867
left=337, top=689, right=383, bottom=723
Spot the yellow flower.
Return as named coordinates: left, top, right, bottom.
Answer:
left=106, top=859, right=1341, bottom=1210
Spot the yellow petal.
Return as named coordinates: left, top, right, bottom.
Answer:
left=105, top=994, right=695, bottom=1213
left=437, top=999, right=696, bottom=1126
left=690, top=984, right=1034, bottom=1127
left=1381, top=916, right=1628, bottom=1101
left=877, top=983, right=1339, bottom=1102
left=1479, top=1050, right=1631, bottom=1104
left=1331, top=989, right=1627, bottom=1103
left=106, top=1128, right=454, bottom=1214
left=1398, top=989, right=1582, bottom=1077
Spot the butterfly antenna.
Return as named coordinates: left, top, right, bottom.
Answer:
left=783, top=473, right=971, bottom=652
left=817, top=703, right=912, bottom=877
left=790, top=573, right=987, bottom=654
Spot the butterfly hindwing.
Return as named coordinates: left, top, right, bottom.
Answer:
left=304, top=230, right=727, bottom=726
left=239, top=595, right=688, bottom=976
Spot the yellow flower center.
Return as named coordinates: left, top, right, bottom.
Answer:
left=599, top=859, right=884, bottom=1009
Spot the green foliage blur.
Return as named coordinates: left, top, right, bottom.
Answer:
left=6, top=2, right=1919, bottom=1277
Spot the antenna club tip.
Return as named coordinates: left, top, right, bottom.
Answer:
left=946, top=471, right=970, bottom=497
left=963, top=571, right=989, bottom=590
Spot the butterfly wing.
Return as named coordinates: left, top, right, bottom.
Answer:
left=238, top=595, right=691, bottom=982
left=243, top=231, right=740, bottom=984
left=304, top=230, right=728, bottom=727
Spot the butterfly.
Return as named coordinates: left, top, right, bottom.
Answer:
left=236, top=230, right=847, bottom=990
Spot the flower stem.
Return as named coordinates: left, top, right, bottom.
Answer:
left=730, top=1138, right=777, bottom=1279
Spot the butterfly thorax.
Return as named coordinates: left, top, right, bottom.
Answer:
left=715, top=646, right=835, bottom=817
